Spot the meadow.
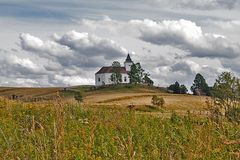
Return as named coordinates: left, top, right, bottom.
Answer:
left=0, top=85, right=240, bottom=159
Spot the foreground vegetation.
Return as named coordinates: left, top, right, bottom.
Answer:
left=0, top=98, right=239, bottom=159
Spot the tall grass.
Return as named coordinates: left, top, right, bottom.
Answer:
left=0, top=97, right=239, bottom=159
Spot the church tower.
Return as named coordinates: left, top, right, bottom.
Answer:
left=124, top=54, right=133, bottom=72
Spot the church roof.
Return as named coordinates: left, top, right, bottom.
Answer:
left=125, top=54, right=133, bottom=63
left=96, top=66, right=128, bottom=74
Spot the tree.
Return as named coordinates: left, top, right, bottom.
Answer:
left=128, top=62, right=153, bottom=85
left=111, top=61, right=122, bottom=84
left=128, top=63, right=144, bottom=84
left=111, top=72, right=122, bottom=84
left=211, top=72, right=240, bottom=111
left=207, top=72, right=240, bottom=122
left=168, top=82, right=188, bottom=94
left=112, top=61, right=121, bottom=67
left=168, top=81, right=180, bottom=94
left=180, top=85, right=188, bottom=94
left=191, top=73, right=210, bottom=96
left=143, top=73, right=154, bottom=86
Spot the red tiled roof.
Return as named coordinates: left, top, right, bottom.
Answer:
left=96, top=66, right=128, bottom=74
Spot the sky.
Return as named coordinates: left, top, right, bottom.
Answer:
left=0, top=0, right=240, bottom=88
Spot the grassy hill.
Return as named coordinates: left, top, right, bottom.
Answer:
left=0, top=84, right=207, bottom=114
left=0, top=87, right=63, bottom=100
left=0, top=84, right=165, bottom=100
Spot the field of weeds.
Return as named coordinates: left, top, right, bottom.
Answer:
left=0, top=97, right=239, bottom=159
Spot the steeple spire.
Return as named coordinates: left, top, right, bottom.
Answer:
left=125, top=54, right=133, bottom=63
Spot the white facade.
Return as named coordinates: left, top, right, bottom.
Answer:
left=124, top=62, right=132, bottom=72
left=95, top=73, right=130, bottom=86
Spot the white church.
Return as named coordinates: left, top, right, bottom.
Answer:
left=95, top=54, right=133, bottom=86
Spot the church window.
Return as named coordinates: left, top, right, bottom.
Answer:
left=98, top=78, right=100, bottom=82
left=124, top=77, right=127, bottom=82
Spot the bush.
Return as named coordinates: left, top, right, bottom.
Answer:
left=151, top=95, right=165, bottom=108
left=167, top=82, right=188, bottom=94
left=74, top=92, right=83, bottom=102
left=225, top=107, right=240, bottom=123
left=206, top=98, right=223, bottom=122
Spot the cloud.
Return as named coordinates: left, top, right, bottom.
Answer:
left=53, top=30, right=128, bottom=60
left=20, top=33, right=72, bottom=58
left=20, top=31, right=129, bottom=68
left=204, top=19, right=240, bottom=33
left=149, top=0, right=240, bottom=10
left=149, top=58, right=229, bottom=88
left=130, top=19, right=240, bottom=58
left=220, top=57, right=240, bottom=73
left=0, top=49, right=94, bottom=87
left=0, top=30, right=131, bottom=87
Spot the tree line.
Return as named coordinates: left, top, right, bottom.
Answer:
left=167, top=73, right=211, bottom=95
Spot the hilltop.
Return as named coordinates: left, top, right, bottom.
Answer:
left=0, top=85, right=207, bottom=116
left=0, top=84, right=165, bottom=100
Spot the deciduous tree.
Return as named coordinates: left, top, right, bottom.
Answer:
left=111, top=61, right=122, bottom=84
left=191, top=73, right=210, bottom=96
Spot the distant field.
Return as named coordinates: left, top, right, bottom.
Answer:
left=84, top=92, right=208, bottom=117
left=0, top=87, right=63, bottom=100
left=0, top=85, right=207, bottom=115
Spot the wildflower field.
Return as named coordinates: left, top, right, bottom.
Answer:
left=0, top=97, right=239, bottom=159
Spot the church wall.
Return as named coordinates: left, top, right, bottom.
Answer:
left=124, top=62, right=132, bottom=72
left=95, top=73, right=130, bottom=86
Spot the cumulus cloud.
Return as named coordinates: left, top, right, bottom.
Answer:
left=130, top=19, right=240, bottom=58
left=0, top=30, right=131, bottom=87
left=53, top=30, right=127, bottom=60
left=149, top=0, right=240, bottom=10
left=19, top=31, right=129, bottom=68
left=20, top=33, right=72, bottom=58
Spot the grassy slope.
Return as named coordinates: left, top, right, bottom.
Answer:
left=0, top=87, right=63, bottom=99
left=77, top=85, right=208, bottom=115
left=0, top=85, right=207, bottom=114
left=0, top=84, right=164, bottom=100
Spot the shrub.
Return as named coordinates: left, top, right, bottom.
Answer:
left=151, top=95, right=165, bottom=108
left=170, top=112, right=181, bottom=124
left=206, top=98, right=223, bottom=122
left=225, top=107, right=240, bottom=123
left=74, top=92, right=83, bottom=102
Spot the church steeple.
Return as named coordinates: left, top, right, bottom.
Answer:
left=124, top=54, right=133, bottom=72
left=125, top=54, right=133, bottom=63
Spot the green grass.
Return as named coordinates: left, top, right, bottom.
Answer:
left=75, top=84, right=167, bottom=95
left=0, top=98, right=239, bottom=159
